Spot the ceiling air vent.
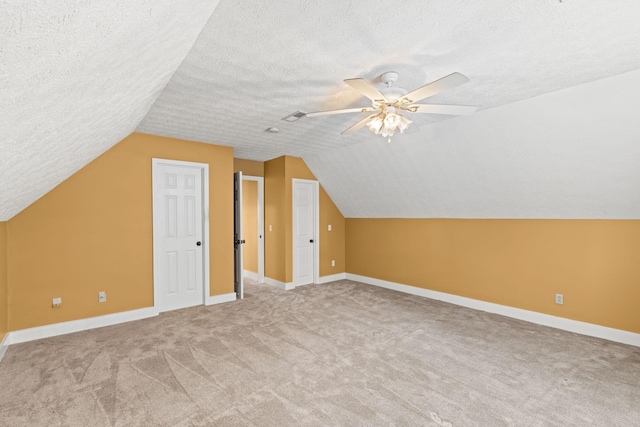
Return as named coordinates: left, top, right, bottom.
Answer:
left=282, top=111, right=307, bottom=122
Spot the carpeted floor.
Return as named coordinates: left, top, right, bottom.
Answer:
left=1, top=279, right=639, bottom=426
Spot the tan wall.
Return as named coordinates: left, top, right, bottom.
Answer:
left=0, top=222, right=7, bottom=341
left=7, top=132, right=234, bottom=331
left=264, top=157, right=286, bottom=282
left=234, top=158, right=264, bottom=177
left=242, top=180, right=258, bottom=273
left=346, top=218, right=640, bottom=334
left=319, top=188, right=345, bottom=277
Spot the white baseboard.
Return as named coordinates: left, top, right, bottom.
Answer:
left=1, top=294, right=237, bottom=356
left=263, top=274, right=345, bottom=289
left=242, top=270, right=259, bottom=281
left=205, top=292, right=236, bottom=306
left=317, top=273, right=346, bottom=284
left=0, top=333, right=9, bottom=363
left=7, top=307, right=159, bottom=346
left=346, top=273, right=640, bottom=348
left=264, top=277, right=294, bottom=290
left=294, top=281, right=314, bottom=287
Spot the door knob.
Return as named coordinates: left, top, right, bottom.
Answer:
left=309, top=239, right=314, bottom=243
left=196, top=241, right=202, bottom=246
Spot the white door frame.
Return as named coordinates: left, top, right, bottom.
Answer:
left=234, top=171, right=244, bottom=299
left=292, top=178, right=319, bottom=286
left=242, top=175, right=265, bottom=283
left=152, top=158, right=210, bottom=311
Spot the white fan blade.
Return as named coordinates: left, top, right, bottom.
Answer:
left=399, top=72, right=470, bottom=104
left=341, top=114, right=377, bottom=135
left=305, top=107, right=376, bottom=117
left=409, top=104, right=477, bottom=115
left=344, top=78, right=388, bottom=102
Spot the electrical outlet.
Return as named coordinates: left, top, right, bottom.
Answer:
left=52, top=297, right=61, bottom=308
left=331, top=260, right=335, bottom=267
left=328, top=224, right=332, bottom=231
left=98, top=291, right=107, bottom=303
left=555, top=294, right=564, bottom=305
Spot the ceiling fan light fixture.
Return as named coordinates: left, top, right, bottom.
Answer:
left=366, top=109, right=412, bottom=142
left=366, top=115, right=384, bottom=134
left=397, top=115, right=412, bottom=133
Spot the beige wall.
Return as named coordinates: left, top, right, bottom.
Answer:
left=346, top=218, right=640, bottom=334
left=2, top=137, right=636, bottom=341
left=0, top=222, right=7, bottom=342
left=7, top=132, right=234, bottom=331
left=264, top=156, right=345, bottom=283
left=234, top=158, right=264, bottom=177
left=264, top=157, right=286, bottom=282
left=319, top=187, right=345, bottom=277
left=242, top=180, right=258, bottom=273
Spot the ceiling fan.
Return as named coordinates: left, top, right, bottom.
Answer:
left=305, top=71, right=477, bottom=141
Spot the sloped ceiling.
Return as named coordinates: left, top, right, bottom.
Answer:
left=3, top=1, right=640, bottom=220
left=306, top=69, right=640, bottom=218
left=138, top=0, right=640, bottom=218
left=0, top=0, right=221, bottom=221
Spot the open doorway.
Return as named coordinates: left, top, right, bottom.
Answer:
left=241, top=175, right=264, bottom=283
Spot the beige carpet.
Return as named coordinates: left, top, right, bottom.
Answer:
left=1, top=279, right=639, bottom=426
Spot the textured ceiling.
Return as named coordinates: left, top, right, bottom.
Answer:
left=136, top=0, right=640, bottom=218
left=3, top=1, right=640, bottom=220
left=138, top=0, right=640, bottom=160
left=0, top=0, right=221, bottom=220
left=306, top=69, right=640, bottom=218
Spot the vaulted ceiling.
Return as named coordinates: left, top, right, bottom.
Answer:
left=2, top=0, right=640, bottom=220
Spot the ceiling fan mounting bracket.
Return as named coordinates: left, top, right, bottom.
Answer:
left=381, top=71, right=399, bottom=87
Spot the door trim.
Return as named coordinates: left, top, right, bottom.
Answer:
left=233, top=171, right=243, bottom=299
left=152, top=158, right=210, bottom=311
left=292, top=178, right=319, bottom=286
left=242, top=175, right=265, bottom=283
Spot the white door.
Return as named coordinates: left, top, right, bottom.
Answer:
left=293, top=180, right=317, bottom=286
left=153, top=161, right=205, bottom=312
left=233, top=172, right=244, bottom=299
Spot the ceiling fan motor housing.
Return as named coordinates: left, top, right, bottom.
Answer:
left=379, top=71, right=405, bottom=101
left=380, top=86, right=407, bottom=101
